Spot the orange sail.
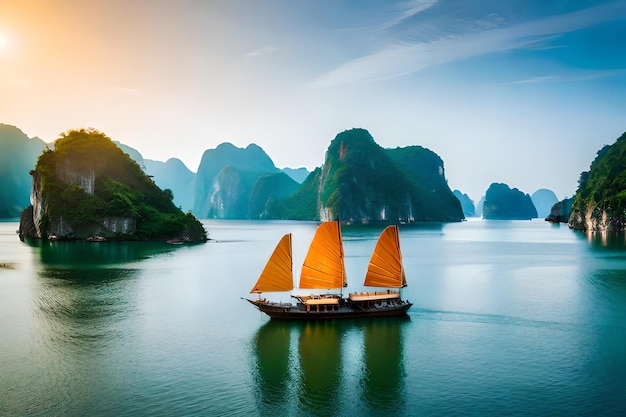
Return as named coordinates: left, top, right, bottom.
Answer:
left=250, top=234, right=294, bottom=293
left=363, top=225, right=407, bottom=288
left=299, top=222, right=347, bottom=289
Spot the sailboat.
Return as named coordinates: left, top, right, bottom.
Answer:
left=244, top=222, right=412, bottom=319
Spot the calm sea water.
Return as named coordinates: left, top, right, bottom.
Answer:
left=1, top=219, right=625, bottom=416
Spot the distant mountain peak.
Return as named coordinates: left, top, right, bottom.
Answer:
left=193, top=141, right=279, bottom=217
left=215, top=142, right=237, bottom=150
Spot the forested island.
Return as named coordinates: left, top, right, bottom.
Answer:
left=190, top=128, right=463, bottom=223
left=568, top=132, right=626, bottom=231
left=264, top=128, right=464, bottom=223
left=18, top=129, right=207, bottom=242
left=5, top=122, right=626, bottom=230
left=482, top=183, right=537, bottom=220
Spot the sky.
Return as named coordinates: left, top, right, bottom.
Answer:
left=1, top=0, right=626, bottom=202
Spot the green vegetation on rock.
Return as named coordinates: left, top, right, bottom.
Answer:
left=19, top=129, right=206, bottom=241
left=193, top=142, right=283, bottom=218
left=546, top=197, right=573, bottom=224
left=263, top=169, right=322, bottom=220
left=249, top=173, right=300, bottom=219
left=264, top=128, right=464, bottom=223
left=320, top=129, right=409, bottom=222
left=386, top=144, right=464, bottom=222
left=482, top=183, right=537, bottom=220
left=569, top=132, right=626, bottom=231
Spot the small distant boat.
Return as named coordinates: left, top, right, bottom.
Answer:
left=244, top=222, right=412, bottom=319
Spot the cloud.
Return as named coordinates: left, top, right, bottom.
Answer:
left=314, top=1, right=626, bottom=86
left=513, top=69, right=626, bottom=85
left=315, top=29, right=550, bottom=86
left=378, top=0, right=440, bottom=32
left=246, top=46, right=277, bottom=58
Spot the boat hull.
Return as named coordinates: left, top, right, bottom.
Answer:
left=246, top=299, right=413, bottom=320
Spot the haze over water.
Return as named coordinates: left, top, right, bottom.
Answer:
left=1, top=220, right=625, bottom=416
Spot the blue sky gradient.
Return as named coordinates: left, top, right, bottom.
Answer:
left=1, top=0, right=625, bottom=201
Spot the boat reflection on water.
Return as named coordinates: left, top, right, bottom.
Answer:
left=251, top=316, right=409, bottom=415
left=252, top=319, right=293, bottom=409
left=297, top=321, right=342, bottom=415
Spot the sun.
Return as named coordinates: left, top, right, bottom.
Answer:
left=0, top=31, right=11, bottom=52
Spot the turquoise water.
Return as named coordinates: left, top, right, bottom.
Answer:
left=1, top=220, right=625, bottom=416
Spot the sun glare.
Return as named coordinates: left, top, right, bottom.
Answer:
left=0, top=31, right=11, bottom=52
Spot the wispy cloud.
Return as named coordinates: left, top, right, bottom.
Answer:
left=315, top=1, right=626, bottom=86
left=246, top=46, right=277, bottom=58
left=513, top=69, right=626, bottom=85
left=378, top=0, right=440, bottom=32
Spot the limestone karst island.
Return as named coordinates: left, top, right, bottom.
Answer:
left=4, top=122, right=626, bottom=235
left=17, top=129, right=207, bottom=242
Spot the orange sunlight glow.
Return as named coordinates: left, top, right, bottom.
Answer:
left=0, top=31, right=9, bottom=51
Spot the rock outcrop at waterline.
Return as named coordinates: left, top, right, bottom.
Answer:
left=545, top=197, right=573, bottom=224
left=18, top=129, right=207, bottom=242
left=568, top=201, right=626, bottom=231
left=568, top=132, right=626, bottom=232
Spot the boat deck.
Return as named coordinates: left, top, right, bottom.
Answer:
left=348, top=290, right=400, bottom=302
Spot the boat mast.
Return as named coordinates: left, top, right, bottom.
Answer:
left=339, top=221, right=345, bottom=299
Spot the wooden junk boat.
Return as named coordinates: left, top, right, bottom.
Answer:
left=244, top=222, right=412, bottom=319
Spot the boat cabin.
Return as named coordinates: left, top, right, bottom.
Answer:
left=348, top=290, right=403, bottom=310
left=297, top=294, right=341, bottom=312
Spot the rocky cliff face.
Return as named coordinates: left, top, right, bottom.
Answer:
left=19, top=129, right=206, bottom=242
left=30, top=169, right=44, bottom=237
left=318, top=129, right=410, bottom=223
left=21, top=165, right=136, bottom=239
left=568, top=132, right=626, bottom=232
left=209, top=166, right=247, bottom=219
left=568, top=201, right=626, bottom=231
left=316, top=128, right=463, bottom=223
left=193, top=143, right=281, bottom=219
